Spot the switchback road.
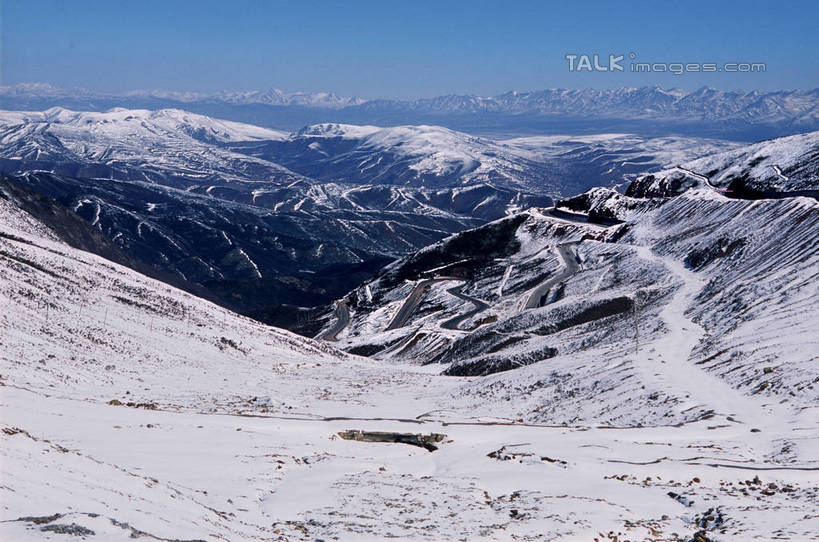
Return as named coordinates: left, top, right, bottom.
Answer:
left=524, top=243, right=580, bottom=310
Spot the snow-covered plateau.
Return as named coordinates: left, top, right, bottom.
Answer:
left=2, top=161, right=818, bottom=541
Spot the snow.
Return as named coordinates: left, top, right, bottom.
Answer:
left=2, top=115, right=818, bottom=540
left=640, top=131, right=819, bottom=193
left=293, top=122, right=381, bottom=139
left=497, top=264, right=514, bottom=297
left=1, top=203, right=817, bottom=540
left=504, top=134, right=740, bottom=173
left=0, top=107, right=303, bottom=190
left=305, top=185, right=819, bottom=536
left=629, top=244, right=788, bottom=431
left=21, top=107, right=289, bottom=142
left=286, top=123, right=732, bottom=195
left=235, top=247, right=262, bottom=278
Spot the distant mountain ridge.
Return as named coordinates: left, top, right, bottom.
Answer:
left=354, top=86, right=819, bottom=123
left=0, top=82, right=365, bottom=109
left=3, top=83, right=818, bottom=139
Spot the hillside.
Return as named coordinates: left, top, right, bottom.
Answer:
left=326, top=186, right=819, bottom=420
left=3, top=174, right=818, bottom=540
left=0, top=108, right=734, bottom=325
left=628, top=131, right=819, bottom=198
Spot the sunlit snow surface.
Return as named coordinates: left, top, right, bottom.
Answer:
left=631, top=131, right=819, bottom=196
left=2, top=188, right=818, bottom=540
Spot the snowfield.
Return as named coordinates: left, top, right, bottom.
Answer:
left=2, top=185, right=819, bottom=541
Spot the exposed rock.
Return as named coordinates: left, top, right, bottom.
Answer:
left=338, top=430, right=446, bottom=452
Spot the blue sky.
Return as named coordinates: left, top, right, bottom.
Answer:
left=2, top=0, right=817, bottom=98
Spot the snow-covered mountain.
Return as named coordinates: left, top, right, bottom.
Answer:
left=4, top=84, right=818, bottom=138
left=3, top=150, right=818, bottom=541
left=0, top=82, right=365, bottom=109
left=325, top=187, right=817, bottom=406
left=240, top=122, right=549, bottom=191
left=0, top=107, right=736, bottom=324
left=0, top=106, right=738, bottom=197
left=0, top=107, right=298, bottom=187
left=358, top=86, right=819, bottom=127
left=239, top=122, right=738, bottom=194
left=628, top=130, right=819, bottom=197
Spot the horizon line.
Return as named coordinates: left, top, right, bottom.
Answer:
left=3, top=81, right=819, bottom=104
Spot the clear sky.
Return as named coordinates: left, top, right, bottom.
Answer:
left=2, top=0, right=817, bottom=99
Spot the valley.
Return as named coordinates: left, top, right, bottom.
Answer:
left=0, top=108, right=740, bottom=330
left=2, top=1, right=817, bottom=539
left=1, top=105, right=817, bottom=542
left=2, top=179, right=818, bottom=540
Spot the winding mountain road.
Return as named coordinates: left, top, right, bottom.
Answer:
left=318, top=301, right=350, bottom=341
left=544, top=207, right=620, bottom=227
left=440, top=285, right=490, bottom=331
left=385, top=277, right=459, bottom=331
left=672, top=165, right=819, bottom=200
left=524, top=243, right=580, bottom=309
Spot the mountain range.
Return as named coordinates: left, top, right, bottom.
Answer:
left=2, top=123, right=817, bottom=540
left=3, top=83, right=818, bottom=139
left=0, top=106, right=737, bottom=327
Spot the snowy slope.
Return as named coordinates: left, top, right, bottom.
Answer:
left=242, top=122, right=737, bottom=195
left=0, top=196, right=346, bottom=404
left=327, top=188, right=819, bottom=424
left=0, top=107, right=298, bottom=187
left=3, top=176, right=819, bottom=541
left=628, top=130, right=819, bottom=197
left=681, top=130, right=819, bottom=191
left=235, top=122, right=548, bottom=191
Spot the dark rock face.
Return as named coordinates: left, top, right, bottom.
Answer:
left=626, top=172, right=700, bottom=198
left=725, top=177, right=819, bottom=200
left=0, top=176, right=137, bottom=269
left=0, top=175, right=215, bottom=300
left=685, top=238, right=747, bottom=270
left=40, top=523, right=95, bottom=536
left=443, top=346, right=558, bottom=377
left=376, top=214, right=528, bottom=292
left=337, top=430, right=446, bottom=452
left=532, top=297, right=634, bottom=336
